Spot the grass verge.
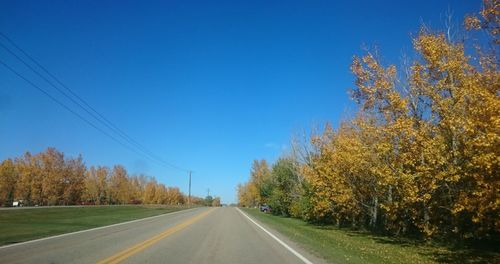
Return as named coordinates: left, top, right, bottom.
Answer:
left=242, top=208, right=499, bottom=264
left=0, top=205, right=186, bottom=246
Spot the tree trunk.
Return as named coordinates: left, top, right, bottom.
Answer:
left=371, top=196, right=378, bottom=228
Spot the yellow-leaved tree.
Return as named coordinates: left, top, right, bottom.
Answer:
left=244, top=0, right=499, bottom=240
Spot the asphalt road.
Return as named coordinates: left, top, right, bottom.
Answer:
left=0, top=207, right=324, bottom=264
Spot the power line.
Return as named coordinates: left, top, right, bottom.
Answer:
left=0, top=32, right=185, bottom=171
left=0, top=58, right=160, bottom=166
left=188, top=171, right=192, bottom=207
left=0, top=33, right=189, bottom=172
left=0, top=36, right=186, bottom=172
left=0, top=58, right=176, bottom=170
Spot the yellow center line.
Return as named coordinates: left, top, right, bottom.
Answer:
left=97, top=208, right=215, bottom=264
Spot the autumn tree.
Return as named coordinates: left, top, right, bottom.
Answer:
left=108, top=165, right=130, bottom=204
left=129, top=174, right=148, bottom=204
left=61, top=155, right=85, bottom=205
left=1, top=147, right=186, bottom=207
left=0, top=159, right=17, bottom=206
left=237, top=182, right=259, bottom=207
left=238, top=159, right=272, bottom=207
left=212, top=197, right=221, bottom=207
left=266, top=158, right=301, bottom=217
left=237, top=183, right=249, bottom=207
left=83, top=166, right=109, bottom=205
left=165, top=187, right=184, bottom=205
left=241, top=1, right=499, bottom=240
left=143, top=179, right=157, bottom=204
left=154, top=183, right=167, bottom=204
left=251, top=160, right=272, bottom=205
left=13, top=152, right=35, bottom=205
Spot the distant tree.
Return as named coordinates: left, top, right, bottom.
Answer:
left=212, top=197, right=221, bottom=207
left=250, top=160, right=272, bottom=205
left=267, top=158, right=300, bottom=216
left=14, top=152, right=34, bottom=205
left=129, top=174, right=147, bottom=204
left=165, top=187, right=184, bottom=205
left=0, top=159, right=17, bottom=206
left=188, top=195, right=205, bottom=206
left=143, top=179, right=157, bottom=204
left=38, top=148, right=65, bottom=205
left=83, top=166, right=109, bottom=205
left=154, top=184, right=167, bottom=204
left=237, top=159, right=272, bottom=207
left=237, top=182, right=258, bottom=207
left=204, top=195, right=213, bottom=207
left=1, top=147, right=189, bottom=207
left=62, top=155, right=85, bottom=205
left=109, top=165, right=130, bottom=204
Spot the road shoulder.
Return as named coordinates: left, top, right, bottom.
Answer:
left=236, top=207, right=327, bottom=264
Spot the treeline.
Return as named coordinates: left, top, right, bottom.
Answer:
left=239, top=1, right=498, bottom=241
left=0, top=147, right=206, bottom=206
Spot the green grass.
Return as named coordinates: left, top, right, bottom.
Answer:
left=242, top=208, right=499, bottom=264
left=0, top=205, right=186, bottom=246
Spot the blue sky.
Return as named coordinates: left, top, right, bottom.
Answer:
left=0, top=1, right=478, bottom=203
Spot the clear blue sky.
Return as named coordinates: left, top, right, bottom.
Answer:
left=0, top=1, right=477, bottom=204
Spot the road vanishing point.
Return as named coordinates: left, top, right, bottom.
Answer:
left=0, top=207, right=324, bottom=264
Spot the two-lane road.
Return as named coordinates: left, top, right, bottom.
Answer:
left=0, top=207, right=324, bottom=264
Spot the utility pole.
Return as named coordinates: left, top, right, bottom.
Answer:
left=188, top=171, right=192, bottom=208
left=207, top=188, right=210, bottom=197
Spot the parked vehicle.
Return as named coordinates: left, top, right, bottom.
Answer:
left=12, top=200, right=24, bottom=207
left=259, top=204, right=271, bottom=213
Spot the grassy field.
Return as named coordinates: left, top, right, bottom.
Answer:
left=242, top=208, right=498, bottom=264
left=0, top=205, right=186, bottom=246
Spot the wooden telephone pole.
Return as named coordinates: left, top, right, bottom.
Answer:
left=188, top=171, right=192, bottom=207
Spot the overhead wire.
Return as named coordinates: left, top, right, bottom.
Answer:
left=0, top=58, right=160, bottom=166
left=0, top=32, right=185, bottom=171
left=0, top=32, right=189, bottom=172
